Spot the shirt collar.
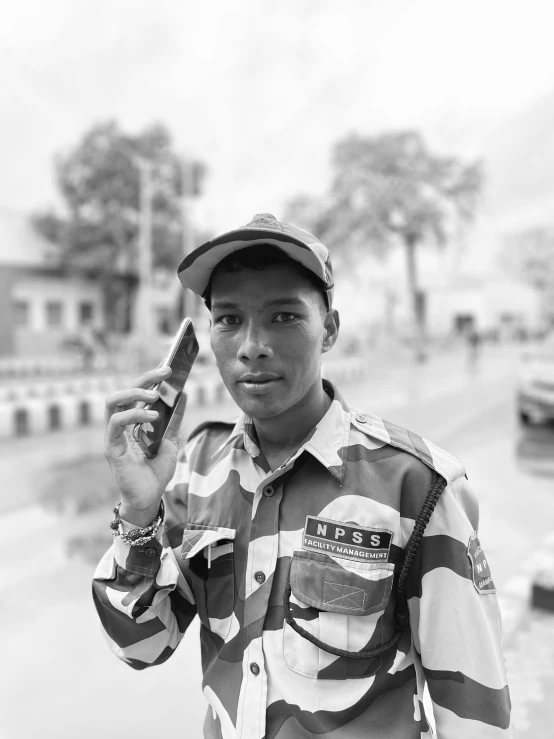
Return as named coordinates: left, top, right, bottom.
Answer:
left=303, top=381, right=350, bottom=484
left=227, top=414, right=261, bottom=458
left=233, top=380, right=350, bottom=484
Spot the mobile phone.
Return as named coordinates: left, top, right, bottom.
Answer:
left=132, top=318, right=199, bottom=458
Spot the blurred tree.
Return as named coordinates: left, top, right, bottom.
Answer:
left=286, top=131, right=483, bottom=360
left=502, top=227, right=554, bottom=324
left=32, top=120, right=206, bottom=332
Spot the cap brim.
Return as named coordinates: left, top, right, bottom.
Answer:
left=177, top=227, right=328, bottom=297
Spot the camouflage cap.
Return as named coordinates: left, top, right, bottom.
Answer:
left=177, top=213, right=334, bottom=309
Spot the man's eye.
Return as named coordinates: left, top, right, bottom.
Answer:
left=218, top=315, right=241, bottom=326
left=274, top=313, right=297, bottom=323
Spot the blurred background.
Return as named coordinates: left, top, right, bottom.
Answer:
left=1, top=0, right=554, bottom=736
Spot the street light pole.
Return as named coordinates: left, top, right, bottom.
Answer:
left=118, top=142, right=156, bottom=343
left=180, top=155, right=195, bottom=321
left=134, top=157, right=155, bottom=339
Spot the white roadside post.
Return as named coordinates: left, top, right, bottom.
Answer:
left=531, top=535, right=554, bottom=613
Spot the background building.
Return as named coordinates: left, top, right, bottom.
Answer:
left=425, top=276, right=542, bottom=338
left=333, top=245, right=543, bottom=348
left=0, top=208, right=105, bottom=357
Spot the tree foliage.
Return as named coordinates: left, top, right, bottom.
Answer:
left=286, top=130, right=483, bottom=256
left=286, top=130, right=484, bottom=358
left=32, top=120, right=206, bottom=330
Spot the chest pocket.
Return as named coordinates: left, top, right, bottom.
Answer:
left=283, top=550, right=398, bottom=679
left=181, top=524, right=236, bottom=640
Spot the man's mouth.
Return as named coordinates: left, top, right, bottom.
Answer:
left=239, top=374, right=280, bottom=383
left=238, top=375, right=282, bottom=394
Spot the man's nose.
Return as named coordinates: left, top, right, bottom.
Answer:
left=238, top=324, right=274, bottom=361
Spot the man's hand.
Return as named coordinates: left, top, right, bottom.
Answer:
left=104, top=366, right=187, bottom=527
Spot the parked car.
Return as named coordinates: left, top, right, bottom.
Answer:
left=517, top=335, right=554, bottom=425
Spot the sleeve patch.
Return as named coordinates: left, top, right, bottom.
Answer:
left=467, top=533, right=496, bottom=595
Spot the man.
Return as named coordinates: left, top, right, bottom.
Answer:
left=94, top=213, right=512, bottom=738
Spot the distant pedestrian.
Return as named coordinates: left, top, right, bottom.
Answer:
left=466, top=326, right=482, bottom=369
left=94, top=213, right=512, bottom=737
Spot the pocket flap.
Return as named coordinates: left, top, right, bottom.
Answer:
left=181, top=525, right=236, bottom=560
left=291, top=550, right=394, bottom=616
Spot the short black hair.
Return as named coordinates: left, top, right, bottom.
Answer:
left=203, top=244, right=328, bottom=311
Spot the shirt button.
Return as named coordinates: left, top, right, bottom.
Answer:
left=250, top=662, right=260, bottom=676
left=144, top=547, right=157, bottom=558
left=263, top=485, right=275, bottom=497
left=254, top=571, right=266, bottom=584
left=355, top=414, right=367, bottom=423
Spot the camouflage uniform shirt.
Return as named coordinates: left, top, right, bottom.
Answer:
left=93, top=381, right=512, bottom=738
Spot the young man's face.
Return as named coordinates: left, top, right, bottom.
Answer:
left=209, top=262, right=338, bottom=420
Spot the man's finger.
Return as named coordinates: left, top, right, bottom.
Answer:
left=105, top=388, right=159, bottom=423
left=105, top=407, right=159, bottom=456
left=131, top=365, right=172, bottom=391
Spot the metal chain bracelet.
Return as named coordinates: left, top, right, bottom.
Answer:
left=110, top=500, right=165, bottom=547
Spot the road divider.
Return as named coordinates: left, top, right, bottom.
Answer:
left=530, top=533, right=554, bottom=613
left=0, top=355, right=85, bottom=379
left=0, top=355, right=366, bottom=438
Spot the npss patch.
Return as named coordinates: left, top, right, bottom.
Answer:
left=467, top=532, right=496, bottom=595
left=302, top=515, right=393, bottom=562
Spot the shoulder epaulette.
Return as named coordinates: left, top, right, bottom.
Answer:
left=350, top=411, right=465, bottom=484
left=187, top=420, right=235, bottom=443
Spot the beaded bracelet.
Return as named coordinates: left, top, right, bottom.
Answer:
left=110, top=500, right=165, bottom=547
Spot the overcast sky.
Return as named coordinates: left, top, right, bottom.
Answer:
left=1, top=0, right=554, bottom=232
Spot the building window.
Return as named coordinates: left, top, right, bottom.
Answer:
left=79, top=301, right=94, bottom=324
left=454, top=314, right=475, bottom=334
left=46, top=301, right=63, bottom=328
left=13, top=300, right=29, bottom=327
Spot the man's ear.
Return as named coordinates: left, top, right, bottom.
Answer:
left=322, top=309, right=340, bottom=354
